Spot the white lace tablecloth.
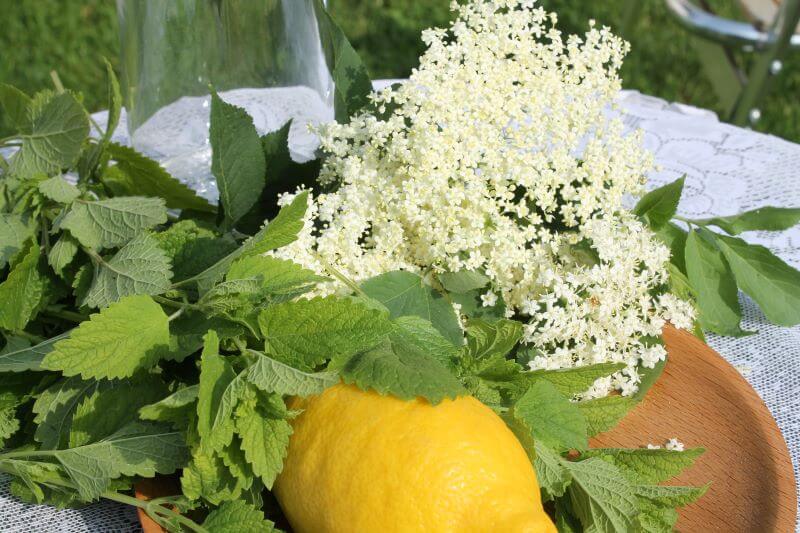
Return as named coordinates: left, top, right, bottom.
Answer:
left=2, top=83, right=799, bottom=531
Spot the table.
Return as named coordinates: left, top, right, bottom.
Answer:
left=1, top=86, right=798, bottom=531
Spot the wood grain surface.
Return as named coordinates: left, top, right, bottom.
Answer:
left=137, top=326, right=797, bottom=532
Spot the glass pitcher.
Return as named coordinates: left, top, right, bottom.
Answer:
left=116, top=0, right=333, bottom=196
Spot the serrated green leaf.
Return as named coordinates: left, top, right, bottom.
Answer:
left=438, top=270, right=490, bottom=293
left=634, top=483, right=709, bottom=507
left=227, top=255, right=325, bottom=298
left=581, top=447, right=704, bottom=485
left=577, top=396, right=638, bottom=436
left=210, top=92, right=266, bottom=228
left=10, top=91, right=88, bottom=178
left=139, top=385, right=199, bottom=426
left=633, top=177, right=684, bottom=229
left=83, top=233, right=173, bottom=309
left=0, top=392, right=21, bottom=444
left=102, top=58, right=122, bottom=144
left=235, top=399, right=292, bottom=489
left=514, top=380, right=588, bottom=451
left=362, top=270, right=463, bottom=345
left=0, top=83, right=32, bottom=130
left=527, top=363, right=626, bottom=398
left=246, top=351, right=338, bottom=397
left=0, top=240, right=46, bottom=331
left=33, top=376, right=99, bottom=449
left=153, top=220, right=237, bottom=282
left=685, top=229, right=749, bottom=336
left=463, top=318, right=522, bottom=361
left=635, top=498, right=679, bottom=533
left=48, top=235, right=79, bottom=274
left=693, top=206, right=800, bottom=235
left=51, top=421, right=188, bottom=501
left=535, top=441, right=573, bottom=501
left=564, top=458, right=638, bottom=533
left=259, top=296, right=393, bottom=368
left=42, top=295, right=170, bottom=380
left=203, top=500, right=276, bottom=533
left=0, top=213, right=34, bottom=269
left=341, top=338, right=465, bottom=404
left=182, top=446, right=245, bottom=505
left=61, top=197, right=167, bottom=250
left=0, top=332, right=68, bottom=372
left=196, top=331, right=239, bottom=451
left=106, top=143, right=214, bottom=212
left=392, top=315, right=459, bottom=368
left=716, top=233, right=800, bottom=326
left=38, top=176, right=80, bottom=204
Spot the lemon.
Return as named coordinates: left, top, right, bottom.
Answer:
left=274, top=383, right=557, bottom=533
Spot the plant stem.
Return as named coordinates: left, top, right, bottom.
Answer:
left=102, top=491, right=209, bottom=533
left=153, top=295, right=200, bottom=312
left=49, top=70, right=65, bottom=93
left=12, top=331, right=45, bottom=344
left=44, top=307, right=87, bottom=323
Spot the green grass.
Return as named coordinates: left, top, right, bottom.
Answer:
left=2, top=0, right=800, bottom=141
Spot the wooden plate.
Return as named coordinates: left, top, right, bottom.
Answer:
left=137, top=326, right=797, bottom=532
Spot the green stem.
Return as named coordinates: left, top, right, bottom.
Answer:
left=102, top=491, right=209, bottom=533
left=12, top=331, right=45, bottom=344
left=153, top=295, right=200, bottom=312
left=50, top=70, right=65, bottom=93
left=44, top=307, right=87, bottom=324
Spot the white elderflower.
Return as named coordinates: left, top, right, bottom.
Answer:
left=276, top=0, right=694, bottom=396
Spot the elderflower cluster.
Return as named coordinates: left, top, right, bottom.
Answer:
left=277, top=0, right=694, bottom=396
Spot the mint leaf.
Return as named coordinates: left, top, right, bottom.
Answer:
left=102, top=59, right=122, bottom=144
left=33, top=376, right=99, bottom=449
left=341, top=338, right=465, bottom=404
left=61, top=197, right=167, bottom=250
left=182, top=446, right=247, bottom=505
left=197, top=331, right=238, bottom=452
left=203, top=500, right=276, bottom=533
left=53, top=421, right=188, bottom=501
left=153, top=220, right=237, bottom=282
left=636, top=498, right=679, bottom=533
left=42, top=295, right=170, bottom=380
left=577, top=396, right=637, bottom=436
left=48, top=235, right=79, bottom=275
left=514, top=380, right=588, bottom=451
left=392, top=315, right=459, bottom=368
left=83, top=233, right=173, bottom=309
left=0, top=83, right=32, bottom=130
left=139, top=385, right=199, bottom=426
left=234, top=399, right=292, bottom=489
left=581, top=447, right=704, bottom=484
left=463, top=318, right=522, bottom=360
left=227, top=255, right=324, bottom=298
left=685, top=229, right=749, bottom=336
left=634, top=483, right=708, bottom=507
left=246, top=351, right=338, bottom=397
left=0, top=213, right=34, bottom=269
left=259, top=296, right=393, bottom=368
left=0, top=240, right=46, bottom=331
left=534, top=440, right=573, bottom=500
left=527, top=363, right=626, bottom=398
left=564, top=458, right=638, bottom=532
left=106, top=143, right=214, bottom=212
left=0, top=393, right=21, bottom=444
left=210, top=92, right=266, bottom=228
left=0, top=332, right=68, bottom=372
left=10, top=91, right=88, bottom=177
left=438, top=270, right=490, bottom=293
left=693, top=206, right=800, bottom=235
left=362, top=271, right=463, bottom=345
left=316, top=1, right=373, bottom=122
left=633, top=177, right=684, bottom=229
left=38, top=176, right=80, bottom=204
left=716, top=233, right=800, bottom=326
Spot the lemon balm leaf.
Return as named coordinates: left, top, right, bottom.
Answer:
left=514, top=380, right=588, bottom=451
left=581, top=447, right=705, bottom=485
left=246, top=351, right=338, bottom=397
left=526, top=363, right=626, bottom=398
left=61, top=197, right=167, bottom=250
left=234, top=399, right=292, bottom=489
left=0, top=241, right=46, bottom=331
left=564, top=458, right=638, bottom=533
left=203, top=500, right=276, bottom=532
left=577, top=396, right=638, bottom=437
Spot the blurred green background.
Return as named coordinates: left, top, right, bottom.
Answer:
left=1, top=0, right=799, bottom=140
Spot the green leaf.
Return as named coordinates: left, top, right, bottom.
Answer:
left=362, top=271, right=463, bottom=345
left=535, top=440, right=573, bottom=501
left=10, top=91, right=89, bottom=177
left=48, top=235, right=79, bottom=274
left=182, top=447, right=246, bottom=505
left=196, top=331, right=238, bottom=452
left=463, top=318, right=522, bottom=361
left=102, top=58, right=122, bottom=144
left=0, top=83, right=32, bottom=130
left=235, top=399, right=292, bottom=489
left=246, top=351, right=338, bottom=397
left=33, top=376, right=99, bottom=449
left=0, top=213, right=34, bottom=269
left=527, top=363, right=626, bottom=398
left=203, top=500, right=276, bottom=533
left=633, top=177, right=685, bottom=229
left=210, top=92, right=266, bottom=228
left=693, top=206, right=800, bottom=235
left=227, top=255, right=325, bottom=298
left=685, top=229, right=749, bottom=336
left=341, top=338, right=465, bottom=404
left=513, top=380, right=588, bottom=451
left=0, top=240, right=46, bottom=331
left=636, top=498, right=679, bottom=533
left=106, top=143, right=214, bottom=212
left=634, top=483, right=709, bottom=507
left=0, top=392, right=21, bottom=444
left=42, top=295, right=170, bottom=380
left=580, top=447, right=705, bottom=484
left=139, top=385, right=199, bottom=426
left=656, top=222, right=688, bottom=273
left=259, top=296, right=393, bottom=368
left=38, top=176, right=80, bottom=204
left=391, top=315, right=459, bottom=368
left=52, top=421, right=188, bottom=501
left=83, top=233, right=173, bottom=309
left=577, top=396, right=638, bottom=436
left=316, top=1, right=373, bottom=122
left=438, top=270, right=490, bottom=293
left=61, top=197, right=167, bottom=250
left=716, top=233, right=800, bottom=326
left=152, top=220, right=237, bottom=282
left=0, top=332, right=68, bottom=372
left=564, top=458, right=638, bottom=533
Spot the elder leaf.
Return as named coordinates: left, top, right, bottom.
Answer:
left=106, top=143, right=214, bottom=212
left=210, top=92, right=266, bottom=228
left=42, top=295, right=170, bottom=380
left=438, top=270, right=490, bottom=293
left=61, top=197, right=167, bottom=250
left=83, top=233, right=173, bottom=309
left=693, top=206, right=800, bottom=235
left=633, top=176, right=684, bottom=229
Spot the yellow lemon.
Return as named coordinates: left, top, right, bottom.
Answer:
left=274, top=383, right=557, bottom=533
